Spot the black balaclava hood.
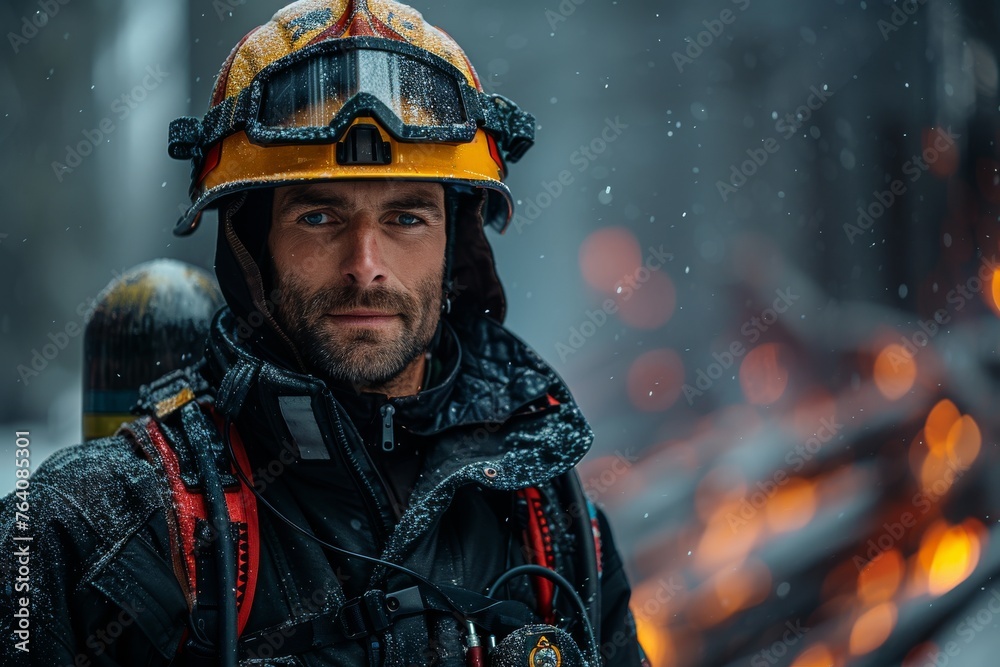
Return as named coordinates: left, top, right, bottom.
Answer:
left=212, top=183, right=509, bottom=378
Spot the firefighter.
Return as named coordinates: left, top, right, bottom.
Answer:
left=1, top=2, right=649, bottom=665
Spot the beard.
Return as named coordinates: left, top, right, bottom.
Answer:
left=272, top=267, right=443, bottom=391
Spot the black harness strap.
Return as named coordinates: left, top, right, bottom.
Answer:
left=238, top=584, right=538, bottom=661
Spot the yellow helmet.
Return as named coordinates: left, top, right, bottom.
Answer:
left=169, top=0, right=535, bottom=236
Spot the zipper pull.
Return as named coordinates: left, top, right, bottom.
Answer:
left=380, top=403, right=396, bottom=452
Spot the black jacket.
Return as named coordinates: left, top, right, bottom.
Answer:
left=0, top=304, right=648, bottom=666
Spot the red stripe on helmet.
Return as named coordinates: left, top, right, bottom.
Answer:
left=196, top=142, right=222, bottom=185
left=211, top=26, right=261, bottom=107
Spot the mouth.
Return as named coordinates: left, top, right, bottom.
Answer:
left=325, top=310, right=400, bottom=327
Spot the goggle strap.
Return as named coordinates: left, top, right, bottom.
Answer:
left=479, top=93, right=535, bottom=164
left=167, top=92, right=242, bottom=162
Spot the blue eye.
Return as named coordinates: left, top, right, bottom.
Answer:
left=301, top=212, right=329, bottom=226
left=397, top=213, right=422, bottom=226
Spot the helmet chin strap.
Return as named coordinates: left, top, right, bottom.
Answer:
left=440, top=184, right=460, bottom=316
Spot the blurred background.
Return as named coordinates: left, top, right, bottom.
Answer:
left=2, top=0, right=1000, bottom=665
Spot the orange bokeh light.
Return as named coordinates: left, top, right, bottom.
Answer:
left=919, top=414, right=979, bottom=492
left=924, top=399, right=960, bottom=454
left=792, top=643, right=836, bottom=667
left=916, top=519, right=984, bottom=596
left=924, top=126, right=959, bottom=178
left=689, top=559, right=772, bottom=627
left=633, top=611, right=674, bottom=667
left=578, top=226, right=642, bottom=294
left=857, top=549, right=904, bottom=605
left=945, top=415, right=981, bottom=469
left=849, top=602, right=897, bottom=655
left=627, top=349, right=684, bottom=412
left=616, top=269, right=676, bottom=329
left=765, top=478, right=817, bottom=533
left=695, top=501, right=760, bottom=574
left=991, top=267, right=1000, bottom=315
left=874, top=344, right=916, bottom=400
left=740, top=343, right=789, bottom=405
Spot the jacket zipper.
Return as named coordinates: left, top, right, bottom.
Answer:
left=380, top=403, right=396, bottom=452
left=370, top=402, right=404, bottom=521
left=329, top=404, right=391, bottom=550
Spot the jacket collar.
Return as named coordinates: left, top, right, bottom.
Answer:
left=202, top=305, right=592, bottom=460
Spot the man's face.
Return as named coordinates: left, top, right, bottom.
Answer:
left=267, top=180, right=447, bottom=391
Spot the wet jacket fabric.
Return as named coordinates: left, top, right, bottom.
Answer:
left=0, top=305, right=648, bottom=666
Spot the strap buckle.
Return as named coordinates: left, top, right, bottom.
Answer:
left=338, top=590, right=392, bottom=640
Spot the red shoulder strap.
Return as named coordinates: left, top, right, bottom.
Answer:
left=516, top=486, right=557, bottom=624
left=143, top=408, right=259, bottom=636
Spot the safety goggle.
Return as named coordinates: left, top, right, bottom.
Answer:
left=169, top=37, right=534, bottom=163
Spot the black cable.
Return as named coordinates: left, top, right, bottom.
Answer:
left=221, top=416, right=470, bottom=620
left=486, top=564, right=600, bottom=667
left=187, top=407, right=238, bottom=667
left=564, top=471, right=602, bottom=645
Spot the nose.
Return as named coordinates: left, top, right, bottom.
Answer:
left=339, top=218, right=387, bottom=287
